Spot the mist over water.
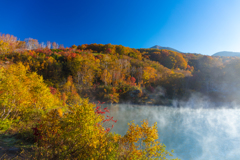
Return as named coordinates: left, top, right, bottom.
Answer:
left=105, top=104, right=240, bottom=160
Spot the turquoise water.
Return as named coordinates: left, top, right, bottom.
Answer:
left=104, top=104, right=240, bottom=160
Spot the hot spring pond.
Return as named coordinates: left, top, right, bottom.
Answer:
left=104, top=104, right=240, bottom=160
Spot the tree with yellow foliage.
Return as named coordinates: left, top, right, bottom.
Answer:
left=0, top=33, right=18, bottom=52
left=101, top=69, right=112, bottom=86
left=119, top=120, right=179, bottom=160
left=0, top=40, right=10, bottom=54
left=142, top=66, right=157, bottom=84
left=0, top=63, right=61, bottom=133
left=70, top=54, right=100, bottom=88
left=62, top=75, right=81, bottom=104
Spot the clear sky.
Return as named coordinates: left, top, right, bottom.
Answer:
left=1, top=0, right=240, bottom=55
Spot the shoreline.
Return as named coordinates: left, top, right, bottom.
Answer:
left=90, top=98, right=240, bottom=109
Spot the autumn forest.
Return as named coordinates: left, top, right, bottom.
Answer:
left=1, top=33, right=240, bottom=159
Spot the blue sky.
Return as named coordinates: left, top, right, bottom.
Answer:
left=1, top=0, right=240, bottom=55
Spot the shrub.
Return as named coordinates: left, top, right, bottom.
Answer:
left=33, top=99, right=120, bottom=159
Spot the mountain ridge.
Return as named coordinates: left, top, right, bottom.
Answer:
left=150, top=46, right=240, bottom=57
left=150, top=45, right=183, bottom=53
left=212, top=51, right=240, bottom=57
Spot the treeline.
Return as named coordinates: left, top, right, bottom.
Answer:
left=0, top=33, right=64, bottom=52
left=1, top=33, right=240, bottom=104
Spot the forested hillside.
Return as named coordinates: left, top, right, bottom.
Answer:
left=1, top=33, right=240, bottom=105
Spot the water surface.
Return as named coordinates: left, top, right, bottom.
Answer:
left=104, top=104, right=240, bottom=160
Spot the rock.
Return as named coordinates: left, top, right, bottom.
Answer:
left=7, top=147, right=21, bottom=153
left=129, top=90, right=140, bottom=98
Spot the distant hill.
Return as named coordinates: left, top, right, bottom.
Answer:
left=212, top=51, right=240, bottom=57
left=150, top=45, right=183, bottom=53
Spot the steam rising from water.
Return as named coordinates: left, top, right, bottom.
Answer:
left=106, top=104, right=240, bottom=160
